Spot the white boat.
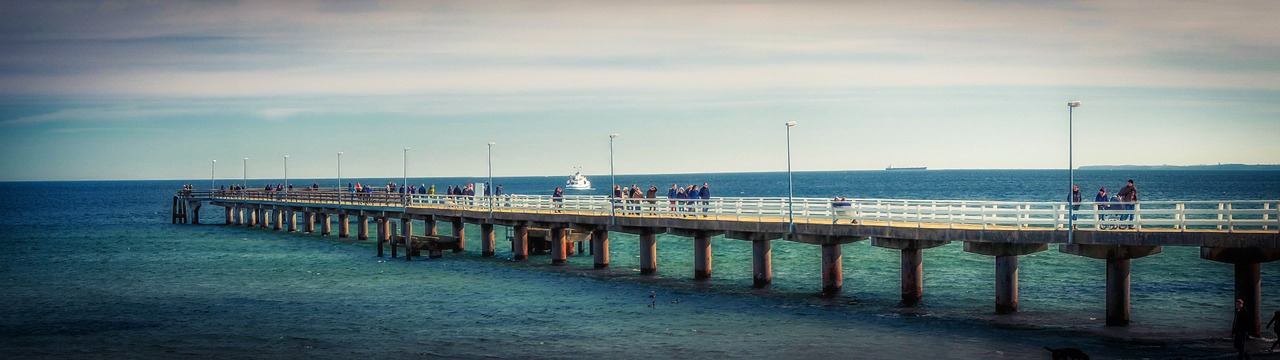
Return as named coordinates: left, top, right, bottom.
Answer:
left=565, top=170, right=592, bottom=190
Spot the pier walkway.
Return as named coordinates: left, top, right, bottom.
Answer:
left=174, top=188, right=1280, bottom=335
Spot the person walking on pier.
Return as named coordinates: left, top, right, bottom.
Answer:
left=700, top=183, right=711, bottom=215
left=1070, top=184, right=1082, bottom=227
left=676, top=186, right=688, bottom=215
left=1118, top=180, right=1138, bottom=228
left=668, top=184, right=678, bottom=212
left=1234, top=298, right=1254, bottom=359
left=1095, top=187, right=1109, bottom=223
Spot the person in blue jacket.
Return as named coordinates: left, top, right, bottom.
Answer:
left=1095, top=187, right=1109, bottom=222
left=676, top=186, right=688, bottom=214
left=668, top=184, right=678, bottom=212
left=700, top=182, right=711, bottom=214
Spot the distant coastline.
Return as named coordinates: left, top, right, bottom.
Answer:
left=1078, top=164, right=1280, bottom=171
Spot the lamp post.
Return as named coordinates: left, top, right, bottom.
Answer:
left=785, top=121, right=797, bottom=234
left=609, top=133, right=619, bottom=225
left=403, top=147, right=410, bottom=205
left=337, top=151, right=343, bottom=203
left=242, top=157, right=249, bottom=191
left=211, top=160, right=216, bottom=191
left=488, top=142, right=496, bottom=219
left=1068, top=101, right=1081, bottom=243
left=283, top=155, right=289, bottom=198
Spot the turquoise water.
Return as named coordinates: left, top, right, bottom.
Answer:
left=2, top=170, right=1279, bottom=359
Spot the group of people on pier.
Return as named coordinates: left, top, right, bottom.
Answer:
left=599, top=183, right=711, bottom=216
left=1069, top=179, right=1139, bottom=229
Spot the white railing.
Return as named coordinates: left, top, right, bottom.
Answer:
left=202, top=189, right=1280, bottom=233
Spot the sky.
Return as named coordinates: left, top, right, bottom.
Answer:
left=1, top=0, right=1278, bottom=181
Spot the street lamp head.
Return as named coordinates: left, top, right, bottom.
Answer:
left=337, top=152, right=343, bottom=155
left=212, top=160, right=217, bottom=163
left=488, top=142, right=496, bottom=146
left=244, top=157, right=249, bottom=160
left=404, top=147, right=410, bottom=151
left=1068, top=101, right=1082, bottom=108
left=284, top=155, right=289, bottom=158
left=786, top=121, right=797, bottom=127
left=609, top=133, right=619, bottom=138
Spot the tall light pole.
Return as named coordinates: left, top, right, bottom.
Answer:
left=1068, top=101, right=1081, bottom=243
left=283, top=155, right=289, bottom=198
left=242, top=157, right=249, bottom=191
left=488, top=141, right=496, bottom=219
left=337, top=151, right=343, bottom=190
left=609, top=133, right=619, bottom=225
left=785, top=121, right=797, bottom=234
left=403, top=147, right=410, bottom=203
left=211, top=160, right=216, bottom=190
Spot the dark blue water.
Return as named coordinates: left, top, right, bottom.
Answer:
left=2, top=170, right=1278, bottom=359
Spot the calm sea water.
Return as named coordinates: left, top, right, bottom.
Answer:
left=2, top=170, right=1278, bottom=359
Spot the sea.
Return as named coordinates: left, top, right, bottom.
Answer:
left=2, top=170, right=1279, bottom=359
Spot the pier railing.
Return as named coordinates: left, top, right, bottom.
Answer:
left=199, top=189, right=1279, bottom=233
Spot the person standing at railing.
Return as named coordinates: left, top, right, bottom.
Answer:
left=613, top=185, right=623, bottom=212
left=676, top=186, right=689, bottom=215
left=1095, top=187, right=1109, bottom=222
left=668, top=184, right=678, bottom=212
left=700, top=183, right=711, bottom=215
left=687, top=185, right=701, bottom=215
left=552, top=187, right=564, bottom=212
left=1070, top=184, right=1082, bottom=228
left=1118, top=179, right=1138, bottom=228
left=646, top=185, right=658, bottom=212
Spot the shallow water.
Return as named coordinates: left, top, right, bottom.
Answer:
left=2, top=170, right=1278, bottom=359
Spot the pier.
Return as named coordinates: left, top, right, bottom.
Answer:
left=175, top=188, right=1280, bottom=335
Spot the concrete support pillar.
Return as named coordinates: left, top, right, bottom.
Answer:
left=258, top=209, right=267, bottom=228
left=286, top=211, right=297, bottom=232
left=753, top=239, right=772, bottom=288
left=320, top=213, right=331, bottom=236
left=1235, top=262, right=1262, bottom=337
left=693, top=233, right=712, bottom=280
left=995, top=255, right=1019, bottom=314
left=551, top=227, right=567, bottom=265
left=566, top=231, right=577, bottom=256
left=592, top=229, right=609, bottom=269
left=639, top=232, right=657, bottom=275
left=304, top=212, right=315, bottom=234
left=425, top=218, right=437, bottom=236
left=357, top=215, right=369, bottom=240
left=481, top=224, right=495, bottom=257
left=902, top=248, right=923, bottom=306
left=248, top=208, right=258, bottom=227
left=191, top=203, right=200, bottom=224
left=821, top=243, right=842, bottom=297
left=272, top=209, right=283, bottom=231
left=401, top=218, right=413, bottom=261
left=338, top=214, right=349, bottom=238
left=452, top=219, right=465, bottom=253
left=389, top=222, right=398, bottom=258
left=375, top=217, right=387, bottom=257
left=225, top=207, right=233, bottom=225
left=513, top=225, right=529, bottom=261
left=1106, top=257, right=1131, bottom=326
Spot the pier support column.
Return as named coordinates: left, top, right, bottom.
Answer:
left=338, top=214, right=349, bottom=238
left=452, top=219, right=465, bottom=253
left=964, top=242, right=1049, bottom=314
left=400, top=218, right=413, bottom=261
left=551, top=227, right=567, bottom=265
left=513, top=225, right=529, bottom=261
left=304, top=212, right=315, bottom=234
left=225, top=207, right=233, bottom=225
left=248, top=208, right=258, bottom=227
left=425, top=217, right=437, bottom=236
left=259, top=209, right=268, bottom=228
left=872, top=238, right=951, bottom=306
left=639, top=231, right=657, bottom=275
left=320, top=213, right=331, bottom=236
left=481, top=224, right=495, bottom=257
left=1060, top=244, right=1162, bottom=326
left=375, top=217, right=388, bottom=257
left=821, top=243, right=842, bottom=297
left=286, top=211, right=297, bottom=232
left=592, top=229, right=609, bottom=269
left=1201, top=247, right=1280, bottom=337
left=753, top=240, right=772, bottom=288
left=357, top=215, right=368, bottom=240
left=693, top=233, right=712, bottom=280
left=272, top=209, right=283, bottom=231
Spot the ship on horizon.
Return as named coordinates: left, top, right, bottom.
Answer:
left=885, top=165, right=927, bottom=171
